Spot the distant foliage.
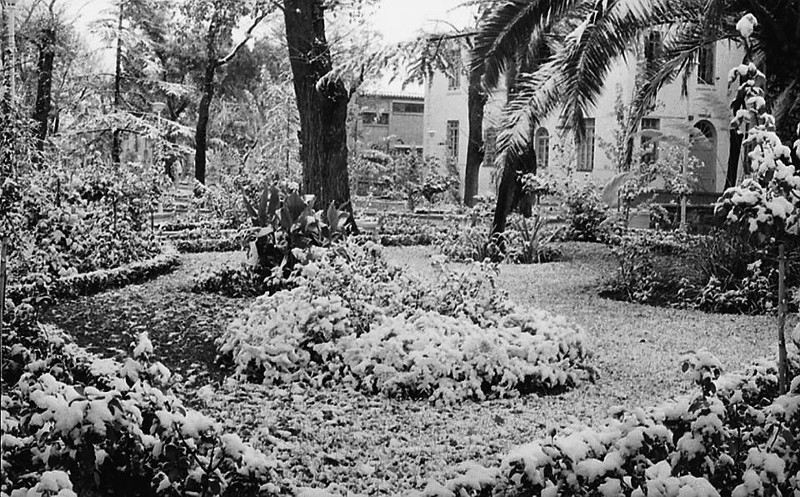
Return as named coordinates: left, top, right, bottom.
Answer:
left=438, top=214, right=560, bottom=264
left=561, top=183, right=609, bottom=243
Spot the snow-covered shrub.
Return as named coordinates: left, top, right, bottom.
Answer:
left=415, top=350, right=800, bottom=496
left=6, top=246, right=180, bottom=305
left=1, top=324, right=279, bottom=497
left=217, top=242, right=590, bottom=402
left=340, top=309, right=588, bottom=403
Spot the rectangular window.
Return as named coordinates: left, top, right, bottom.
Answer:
left=576, top=118, right=596, bottom=172
left=640, top=118, right=660, bottom=163
left=697, top=43, right=715, bottom=85
left=644, top=31, right=663, bottom=71
left=361, top=112, right=389, bottom=125
left=447, top=50, right=461, bottom=90
left=392, top=102, right=424, bottom=114
left=483, top=127, right=497, bottom=167
left=446, top=120, right=459, bottom=164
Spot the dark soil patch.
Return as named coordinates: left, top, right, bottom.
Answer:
left=39, top=251, right=249, bottom=387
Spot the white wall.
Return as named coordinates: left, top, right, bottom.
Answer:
left=423, top=39, right=745, bottom=197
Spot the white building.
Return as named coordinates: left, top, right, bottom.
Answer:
left=422, top=35, right=746, bottom=200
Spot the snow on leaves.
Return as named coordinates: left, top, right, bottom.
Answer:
left=216, top=242, right=590, bottom=403
left=417, top=350, right=800, bottom=497
left=1, top=325, right=279, bottom=496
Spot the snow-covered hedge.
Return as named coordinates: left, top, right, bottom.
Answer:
left=1, top=319, right=279, bottom=497
left=340, top=310, right=586, bottom=403
left=6, top=246, right=180, bottom=304
left=217, top=242, right=590, bottom=402
left=414, top=349, right=800, bottom=497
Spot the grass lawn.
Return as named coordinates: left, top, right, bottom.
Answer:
left=40, top=242, right=787, bottom=495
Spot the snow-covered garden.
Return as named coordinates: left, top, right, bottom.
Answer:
left=3, top=1, right=800, bottom=496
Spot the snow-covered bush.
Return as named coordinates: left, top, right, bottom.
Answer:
left=6, top=246, right=180, bottom=305
left=415, top=349, right=800, bottom=496
left=340, top=309, right=587, bottom=403
left=217, top=242, right=590, bottom=402
left=1, top=321, right=279, bottom=497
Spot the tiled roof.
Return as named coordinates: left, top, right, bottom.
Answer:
left=358, top=90, right=424, bottom=100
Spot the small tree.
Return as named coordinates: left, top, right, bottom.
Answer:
left=715, top=14, right=800, bottom=394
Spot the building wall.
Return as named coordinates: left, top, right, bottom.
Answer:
left=423, top=39, right=745, bottom=199
left=355, top=93, right=425, bottom=154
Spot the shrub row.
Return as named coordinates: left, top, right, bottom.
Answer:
left=437, top=215, right=561, bottom=264
left=603, top=228, right=800, bottom=314
left=7, top=247, right=180, bottom=304
left=173, top=237, right=244, bottom=254
left=414, top=349, right=800, bottom=497
left=1, top=318, right=280, bottom=497
left=217, top=242, right=591, bottom=403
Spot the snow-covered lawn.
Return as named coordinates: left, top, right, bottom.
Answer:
left=187, top=242, right=782, bottom=494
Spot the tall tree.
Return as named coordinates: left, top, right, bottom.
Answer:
left=1, top=0, right=17, bottom=100
left=188, top=0, right=268, bottom=184
left=281, top=0, right=354, bottom=209
left=32, top=23, right=55, bottom=151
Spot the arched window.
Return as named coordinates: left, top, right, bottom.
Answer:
left=690, top=120, right=717, bottom=192
left=535, top=127, right=550, bottom=169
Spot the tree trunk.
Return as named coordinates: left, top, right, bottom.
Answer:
left=2, top=0, right=16, bottom=100
left=33, top=27, right=55, bottom=153
left=464, top=64, right=487, bottom=207
left=283, top=0, right=352, bottom=211
left=194, top=62, right=215, bottom=184
left=724, top=128, right=743, bottom=189
left=111, top=0, right=124, bottom=166
left=777, top=242, right=788, bottom=394
left=491, top=139, right=536, bottom=234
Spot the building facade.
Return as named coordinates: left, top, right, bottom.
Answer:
left=422, top=37, right=745, bottom=199
left=354, top=91, right=426, bottom=155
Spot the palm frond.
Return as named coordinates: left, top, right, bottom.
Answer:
left=556, top=0, right=704, bottom=139
left=473, top=0, right=587, bottom=90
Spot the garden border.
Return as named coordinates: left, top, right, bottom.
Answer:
left=6, top=246, right=181, bottom=303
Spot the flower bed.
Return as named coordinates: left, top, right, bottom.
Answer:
left=217, top=242, right=590, bottom=403
left=6, top=246, right=180, bottom=304
left=160, top=227, right=247, bottom=254
left=1, top=317, right=280, bottom=497
left=414, top=348, right=800, bottom=497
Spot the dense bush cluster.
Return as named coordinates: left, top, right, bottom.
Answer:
left=3, top=159, right=165, bottom=294
left=217, top=242, right=590, bottom=403
left=1, top=308, right=280, bottom=497
left=603, top=228, right=800, bottom=314
left=438, top=214, right=561, bottom=264
left=559, top=184, right=609, bottom=243
left=361, top=214, right=442, bottom=246
left=191, top=187, right=356, bottom=297
left=416, top=348, right=800, bottom=497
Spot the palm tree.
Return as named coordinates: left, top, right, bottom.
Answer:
left=473, top=0, right=800, bottom=233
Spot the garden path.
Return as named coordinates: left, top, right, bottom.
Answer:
left=38, top=243, right=787, bottom=494
left=40, top=251, right=249, bottom=387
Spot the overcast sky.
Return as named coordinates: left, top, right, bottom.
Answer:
left=65, top=0, right=472, bottom=92
left=368, top=0, right=474, bottom=42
